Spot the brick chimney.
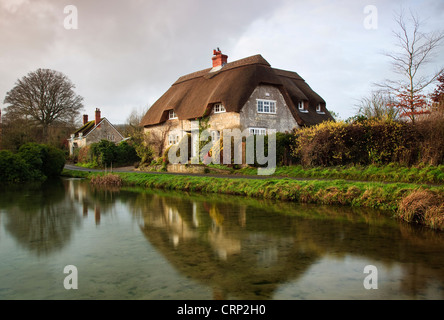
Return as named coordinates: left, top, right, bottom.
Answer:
left=95, top=108, right=101, bottom=126
left=83, top=114, right=88, bottom=125
left=212, top=48, right=228, bottom=68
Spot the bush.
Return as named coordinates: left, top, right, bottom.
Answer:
left=398, top=189, right=444, bottom=230
left=18, top=142, right=66, bottom=178
left=90, top=140, right=117, bottom=167
left=116, top=140, right=139, bottom=166
left=78, top=145, right=92, bottom=164
left=84, top=140, right=141, bottom=168
left=416, top=107, right=444, bottom=165
left=0, top=143, right=65, bottom=182
left=275, top=132, right=297, bottom=166
left=0, top=150, right=34, bottom=182
left=43, top=145, right=66, bottom=177
left=291, top=119, right=424, bottom=167
left=17, top=142, right=46, bottom=174
left=90, top=174, right=123, bottom=187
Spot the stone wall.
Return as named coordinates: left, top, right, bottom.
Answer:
left=86, top=120, right=123, bottom=144
left=239, top=84, right=299, bottom=133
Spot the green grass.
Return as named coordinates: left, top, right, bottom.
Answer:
left=62, top=169, right=444, bottom=212
left=62, top=165, right=444, bottom=230
left=235, top=164, right=444, bottom=185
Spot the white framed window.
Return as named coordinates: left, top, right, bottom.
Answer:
left=168, top=133, right=180, bottom=145
left=214, top=103, right=226, bottom=113
left=249, top=127, right=267, bottom=135
left=168, top=110, right=178, bottom=119
left=298, top=101, right=308, bottom=113
left=316, top=104, right=325, bottom=114
left=257, top=99, right=276, bottom=114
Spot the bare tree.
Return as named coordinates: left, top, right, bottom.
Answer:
left=379, top=9, right=444, bottom=122
left=356, top=90, right=399, bottom=121
left=3, top=68, right=84, bottom=140
left=123, top=104, right=150, bottom=138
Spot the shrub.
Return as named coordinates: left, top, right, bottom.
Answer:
left=275, top=132, right=297, bottom=166
left=90, top=140, right=117, bottom=167
left=78, top=145, right=92, bottom=164
left=291, top=119, right=424, bottom=167
left=43, top=145, right=66, bottom=177
left=416, top=107, right=444, bottom=165
left=398, top=189, right=444, bottom=230
left=90, top=174, right=123, bottom=187
left=293, top=121, right=355, bottom=166
left=0, top=150, right=34, bottom=182
left=17, top=142, right=46, bottom=173
left=0, top=143, right=65, bottom=182
left=17, top=142, right=66, bottom=178
left=115, top=140, right=140, bottom=166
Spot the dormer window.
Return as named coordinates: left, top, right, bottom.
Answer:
left=169, top=110, right=178, bottom=119
left=298, top=101, right=308, bottom=113
left=214, top=103, right=226, bottom=113
left=316, top=104, right=325, bottom=114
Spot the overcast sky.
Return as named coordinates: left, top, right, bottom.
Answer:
left=1, top=0, right=444, bottom=125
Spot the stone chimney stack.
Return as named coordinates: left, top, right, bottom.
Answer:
left=211, top=48, right=228, bottom=69
left=83, top=114, right=89, bottom=125
left=95, top=108, right=101, bottom=126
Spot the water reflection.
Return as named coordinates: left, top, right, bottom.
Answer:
left=0, top=179, right=80, bottom=256
left=127, top=189, right=444, bottom=300
left=1, top=178, right=443, bottom=299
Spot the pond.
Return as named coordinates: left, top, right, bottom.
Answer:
left=0, top=178, right=443, bottom=300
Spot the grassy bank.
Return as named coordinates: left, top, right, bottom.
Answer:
left=235, top=164, right=444, bottom=185
left=141, top=163, right=444, bottom=185
left=62, top=169, right=444, bottom=230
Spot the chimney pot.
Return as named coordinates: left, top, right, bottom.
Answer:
left=83, top=114, right=88, bottom=125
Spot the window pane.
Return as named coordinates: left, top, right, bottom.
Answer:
left=257, top=101, right=263, bottom=112
left=270, top=102, right=275, bottom=113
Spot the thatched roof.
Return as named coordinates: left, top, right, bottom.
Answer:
left=72, top=117, right=124, bottom=139
left=141, top=54, right=333, bottom=127
left=72, top=119, right=100, bottom=137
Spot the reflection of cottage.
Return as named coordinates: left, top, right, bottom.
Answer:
left=68, top=108, right=124, bottom=156
left=140, top=49, right=334, bottom=157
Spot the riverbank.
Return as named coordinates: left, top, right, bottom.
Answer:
left=234, top=164, right=444, bottom=185
left=62, top=168, right=444, bottom=231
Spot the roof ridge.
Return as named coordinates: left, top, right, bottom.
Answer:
left=273, top=68, right=304, bottom=81
left=174, top=54, right=270, bottom=85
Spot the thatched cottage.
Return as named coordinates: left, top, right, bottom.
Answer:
left=68, top=108, right=125, bottom=156
left=140, top=49, right=334, bottom=157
